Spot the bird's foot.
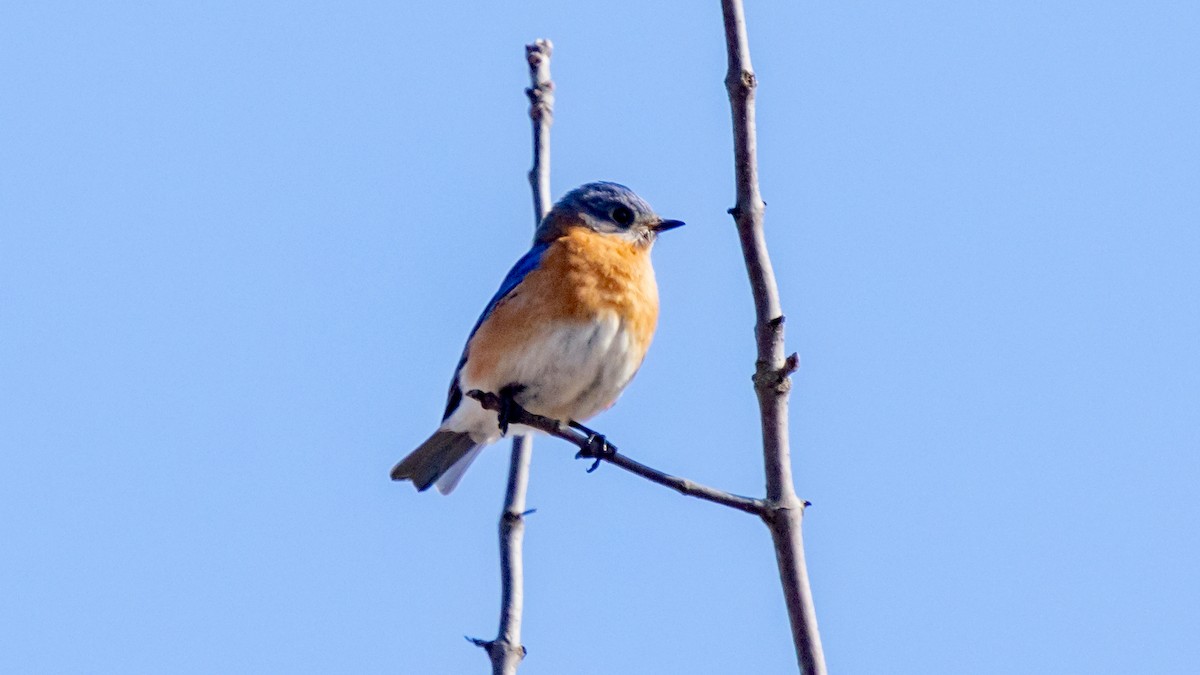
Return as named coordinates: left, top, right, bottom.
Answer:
left=570, top=420, right=617, bottom=472
left=496, top=384, right=527, bottom=437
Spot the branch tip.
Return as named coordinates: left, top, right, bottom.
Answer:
left=525, top=38, right=553, bottom=59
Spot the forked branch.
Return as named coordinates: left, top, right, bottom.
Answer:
left=720, top=0, right=826, bottom=672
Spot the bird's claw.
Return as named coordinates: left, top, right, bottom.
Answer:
left=498, top=403, right=511, bottom=437
left=574, top=430, right=616, bottom=472
left=496, top=384, right=526, bottom=437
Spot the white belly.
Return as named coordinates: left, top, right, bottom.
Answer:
left=448, top=312, right=642, bottom=442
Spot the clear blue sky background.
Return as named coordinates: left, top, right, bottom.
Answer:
left=3, top=2, right=1197, bottom=673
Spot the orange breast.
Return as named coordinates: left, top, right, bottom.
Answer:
left=464, top=226, right=659, bottom=384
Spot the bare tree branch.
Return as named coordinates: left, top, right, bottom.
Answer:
left=526, top=40, right=554, bottom=225
left=469, top=435, right=531, bottom=674
left=465, top=15, right=824, bottom=672
left=466, top=390, right=766, bottom=516
left=473, top=38, right=554, bottom=675
left=719, top=1, right=827, bottom=672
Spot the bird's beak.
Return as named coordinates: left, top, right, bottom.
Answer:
left=653, top=219, right=686, bottom=233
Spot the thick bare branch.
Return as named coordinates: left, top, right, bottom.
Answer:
left=466, top=390, right=766, bottom=516
left=720, top=1, right=827, bottom=673
left=476, top=38, right=555, bottom=675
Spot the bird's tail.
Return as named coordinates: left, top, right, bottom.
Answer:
left=390, top=430, right=482, bottom=495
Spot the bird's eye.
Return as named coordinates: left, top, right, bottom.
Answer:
left=611, top=205, right=635, bottom=226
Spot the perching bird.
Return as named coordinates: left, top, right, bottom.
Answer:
left=390, top=182, right=684, bottom=493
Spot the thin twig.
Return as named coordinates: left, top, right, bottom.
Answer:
left=720, top=1, right=826, bottom=673
left=474, top=38, right=555, bottom=675
left=526, top=40, right=554, bottom=226
left=593, top=452, right=766, bottom=516
left=466, top=390, right=766, bottom=516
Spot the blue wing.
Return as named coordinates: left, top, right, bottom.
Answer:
left=466, top=241, right=551, bottom=340
left=441, top=242, right=551, bottom=421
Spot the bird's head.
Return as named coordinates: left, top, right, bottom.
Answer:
left=536, top=182, right=684, bottom=246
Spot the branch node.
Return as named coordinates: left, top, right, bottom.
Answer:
left=740, top=69, right=758, bottom=90
left=753, top=358, right=796, bottom=395
left=760, top=496, right=809, bottom=526
left=724, top=68, right=758, bottom=95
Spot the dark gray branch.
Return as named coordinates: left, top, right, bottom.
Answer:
left=720, top=1, right=827, bottom=673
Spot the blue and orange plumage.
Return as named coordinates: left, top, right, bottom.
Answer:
left=390, top=182, right=683, bottom=493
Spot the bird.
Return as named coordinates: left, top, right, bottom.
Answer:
left=390, top=182, right=684, bottom=494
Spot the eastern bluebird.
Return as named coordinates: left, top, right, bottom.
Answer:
left=390, top=182, right=684, bottom=493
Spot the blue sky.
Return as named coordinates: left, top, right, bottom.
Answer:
left=2, top=1, right=1198, bottom=673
